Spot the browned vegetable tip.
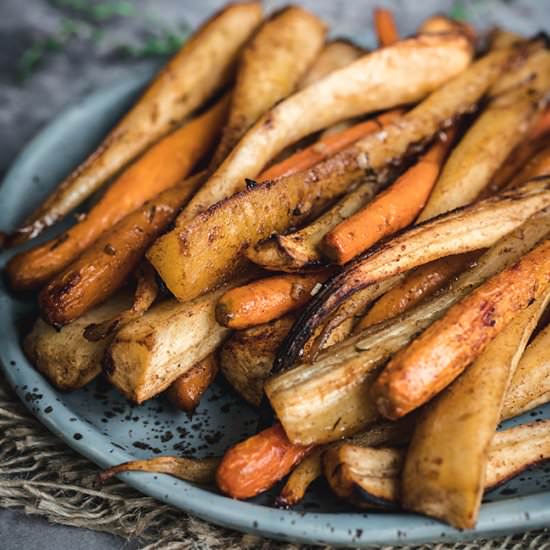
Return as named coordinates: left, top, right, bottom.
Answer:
left=39, top=174, right=204, bottom=328
left=275, top=179, right=550, bottom=372
left=167, top=353, right=220, bottom=412
left=97, top=456, right=220, bottom=484
left=324, top=420, right=550, bottom=510
left=83, top=262, right=158, bottom=341
left=402, top=291, right=550, bottom=528
left=209, top=6, right=326, bottom=169
left=24, top=293, right=132, bottom=390
left=11, top=2, right=262, bottom=244
left=373, top=236, right=550, bottom=420
left=276, top=448, right=323, bottom=508
left=220, top=315, right=295, bottom=406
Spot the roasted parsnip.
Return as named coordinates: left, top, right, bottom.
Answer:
left=419, top=47, right=550, bottom=221
left=24, top=294, right=131, bottom=390
left=11, top=2, right=262, bottom=243
left=209, top=6, right=326, bottom=169
left=104, top=284, right=241, bottom=403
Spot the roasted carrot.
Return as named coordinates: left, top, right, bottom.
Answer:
left=323, top=128, right=456, bottom=265
left=9, top=2, right=262, bottom=244
left=257, top=110, right=401, bottom=181
left=356, top=252, right=478, bottom=331
left=167, top=354, right=219, bottom=412
left=6, top=97, right=227, bottom=291
left=374, top=8, right=399, bottom=47
left=39, top=174, right=204, bottom=327
left=216, top=271, right=331, bottom=329
left=216, top=424, right=313, bottom=499
left=372, top=238, right=550, bottom=420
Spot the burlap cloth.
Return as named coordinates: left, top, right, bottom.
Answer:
left=0, top=373, right=548, bottom=549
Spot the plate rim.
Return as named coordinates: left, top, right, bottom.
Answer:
left=1, top=71, right=549, bottom=548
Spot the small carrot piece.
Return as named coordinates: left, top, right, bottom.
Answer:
left=323, top=128, right=456, bottom=265
left=356, top=252, right=478, bottom=331
left=372, top=238, right=550, bottom=420
left=167, top=354, right=219, bottom=412
left=216, top=424, right=313, bottom=499
left=39, top=174, right=204, bottom=327
left=374, top=7, right=399, bottom=47
left=6, top=97, right=228, bottom=291
left=216, top=271, right=331, bottom=329
left=257, top=110, right=401, bottom=181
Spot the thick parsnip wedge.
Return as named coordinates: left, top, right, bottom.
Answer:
left=179, top=32, right=472, bottom=224
left=12, top=2, right=262, bottom=243
left=210, top=6, right=326, bottom=169
left=297, top=40, right=364, bottom=89
left=402, top=292, right=550, bottom=528
left=149, top=48, right=512, bottom=302
left=374, top=236, right=550, bottom=420
left=167, top=353, right=219, bottom=412
left=325, top=421, right=550, bottom=508
left=220, top=315, right=295, bottom=406
left=277, top=179, right=550, bottom=371
left=502, top=323, right=550, bottom=419
left=419, top=48, right=550, bottom=221
left=104, top=284, right=241, bottom=403
left=39, top=174, right=204, bottom=327
left=267, top=211, right=550, bottom=445
left=24, top=294, right=131, bottom=390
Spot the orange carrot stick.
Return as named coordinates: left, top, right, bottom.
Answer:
left=374, top=7, right=400, bottom=47
left=257, top=110, right=401, bottom=181
left=216, top=424, right=313, bottom=499
left=6, top=96, right=229, bottom=291
left=216, top=270, right=331, bottom=329
left=167, top=354, right=219, bottom=412
left=356, top=252, right=478, bottom=331
left=323, top=128, right=456, bottom=265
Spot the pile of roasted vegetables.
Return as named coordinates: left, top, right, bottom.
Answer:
left=5, top=1, right=550, bottom=529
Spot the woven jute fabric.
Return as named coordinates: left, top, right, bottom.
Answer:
left=0, top=375, right=549, bottom=549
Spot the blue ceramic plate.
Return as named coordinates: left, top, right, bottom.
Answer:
left=1, top=72, right=550, bottom=547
